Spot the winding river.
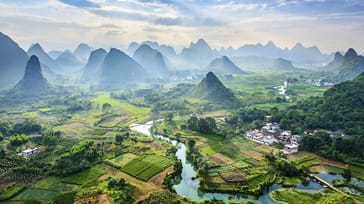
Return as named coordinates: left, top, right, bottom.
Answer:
left=130, top=121, right=326, bottom=203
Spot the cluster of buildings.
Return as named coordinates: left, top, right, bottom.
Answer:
left=245, top=116, right=300, bottom=154
left=305, top=79, right=334, bottom=87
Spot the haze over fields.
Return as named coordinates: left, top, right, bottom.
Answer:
left=1, top=1, right=364, bottom=204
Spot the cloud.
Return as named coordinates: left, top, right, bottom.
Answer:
left=91, top=8, right=223, bottom=27
left=213, top=2, right=269, bottom=11
left=154, top=17, right=182, bottom=26
left=58, top=0, right=100, bottom=8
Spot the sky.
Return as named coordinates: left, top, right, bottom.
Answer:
left=0, top=0, right=364, bottom=53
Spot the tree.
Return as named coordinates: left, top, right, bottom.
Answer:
left=205, top=117, right=217, bottom=132
left=187, top=139, right=196, bottom=151
left=115, top=135, right=123, bottom=144
left=102, top=103, right=112, bottom=112
left=166, top=112, right=173, bottom=123
left=187, top=116, right=199, bottom=131
left=198, top=118, right=209, bottom=134
left=12, top=119, right=41, bottom=135
left=42, top=130, right=61, bottom=148
left=0, top=119, right=12, bottom=136
left=343, top=169, right=352, bottom=182
left=0, top=148, right=5, bottom=158
left=9, top=134, right=29, bottom=146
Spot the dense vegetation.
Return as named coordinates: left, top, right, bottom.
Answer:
left=277, top=72, right=364, bottom=162
left=54, top=140, right=103, bottom=176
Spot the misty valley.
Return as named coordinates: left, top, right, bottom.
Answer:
left=1, top=32, right=364, bottom=204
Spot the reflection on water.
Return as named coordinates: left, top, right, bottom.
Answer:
left=130, top=122, right=337, bottom=203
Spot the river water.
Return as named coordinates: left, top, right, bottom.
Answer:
left=130, top=121, right=330, bottom=203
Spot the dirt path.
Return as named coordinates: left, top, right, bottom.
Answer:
left=315, top=156, right=348, bottom=169
left=149, top=165, right=174, bottom=187
left=97, top=194, right=112, bottom=204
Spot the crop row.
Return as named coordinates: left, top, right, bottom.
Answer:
left=121, top=155, right=173, bottom=181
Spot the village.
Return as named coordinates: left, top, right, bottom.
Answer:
left=245, top=116, right=300, bottom=154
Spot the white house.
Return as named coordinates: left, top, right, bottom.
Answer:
left=283, top=144, right=299, bottom=154
left=21, top=148, right=38, bottom=157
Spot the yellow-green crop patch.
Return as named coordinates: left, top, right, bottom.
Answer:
left=0, top=185, right=25, bottom=201
left=111, top=153, right=138, bottom=166
left=270, top=189, right=322, bottom=204
left=200, top=145, right=216, bottom=155
left=121, top=154, right=173, bottom=181
left=323, top=165, right=344, bottom=174
left=298, top=159, right=320, bottom=168
left=12, top=188, right=59, bottom=201
left=61, top=166, right=106, bottom=185
left=32, top=177, right=79, bottom=193
left=232, top=161, right=251, bottom=169
left=92, top=93, right=150, bottom=123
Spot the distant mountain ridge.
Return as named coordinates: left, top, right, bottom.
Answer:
left=325, top=48, right=364, bottom=83
left=74, top=43, right=92, bottom=62
left=181, top=39, right=215, bottom=67
left=190, top=72, right=239, bottom=107
left=270, top=58, right=297, bottom=71
left=81, top=48, right=107, bottom=82
left=0, top=32, right=29, bottom=88
left=27, top=43, right=59, bottom=75
left=8, top=55, right=50, bottom=97
left=207, top=56, right=246, bottom=74
left=55, top=50, right=84, bottom=71
left=127, top=41, right=176, bottom=58
left=133, top=44, right=169, bottom=76
left=99, top=48, right=146, bottom=89
left=221, top=41, right=332, bottom=65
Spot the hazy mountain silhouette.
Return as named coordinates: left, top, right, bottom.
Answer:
left=133, top=44, right=168, bottom=76
left=81, top=48, right=107, bottom=82
left=287, top=42, right=324, bottom=64
left=127, top=41, right=176, bottom=58
left=207, top=56, right=246, bottom=74
left=327, top=48, right=364, bottom=82
left=191, top=72, right=238, bottom=106
left=236, top=41, right=283, bottom=58
left=324, top=52, right=344, bottom=70
left=8, top=55, right=50, bottom=97
left=55, top=50, right=83, bottom=71
left=0, top=32, right=29, bottom=88
left=48, top=50, right=63, bottom=59
left=100, top=48, right=146, bottom=88
left=269, top=58, right=296, bottom=70
left=225, top=41, right=331, bottom=65
left=74, top=43, right=92, bottom=62
left=27, top=43, right=59, bottom=74
left=159, top=45, right=177, bottom=58
left=181, top=39, right=214, bottom=67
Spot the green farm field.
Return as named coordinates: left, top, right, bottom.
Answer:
left=121, top=154, right=173, bottom=181
left=61, top=166, right=106, bottom=185
left=12, top=188, right=59, bottom=201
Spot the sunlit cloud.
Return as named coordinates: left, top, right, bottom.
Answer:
left=0, top=0, right=363, bottom=52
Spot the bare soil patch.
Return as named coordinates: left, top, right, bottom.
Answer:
left=255, top=145, right=280, bottom=154
left=149, top=166, right=174, bottom=187
left=210, top=153, right=235, bottom=165
left=310, top=165, right=328, bottom=173
left=67, top=121, right=89, bottom=129
left=97, top=194, right=111, bottom=204
left=241, top=150, right=263, bottom=160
